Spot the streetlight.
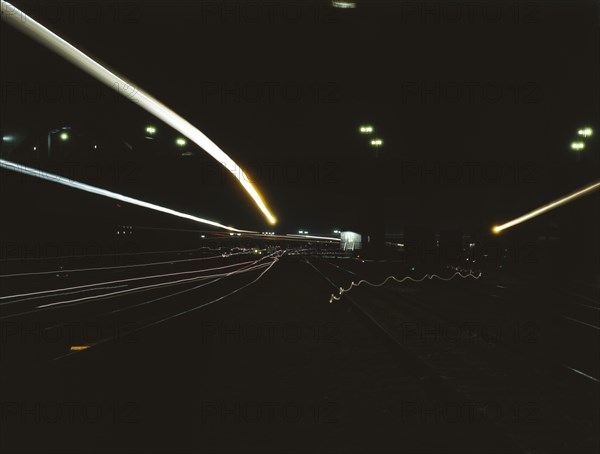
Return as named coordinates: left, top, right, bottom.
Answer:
left=370, top=138, right=383, bottom=159
left=176, top=138, right=187, bottom=146
left=571, top=127, right=594, bottom=160
left=571, top=141, right=585, bottom=161
left=359, top=125, right=384, bottom=156
left=571, top=141, right=585, bottom=151
left=145, top=126, right=157, bottom=135
left=59, top=132, right=69, bottom=141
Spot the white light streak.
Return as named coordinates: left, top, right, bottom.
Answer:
left=1, top=1, right=277, bottom=225
left=0, top=248, right=255, bottom=278
left=22, top=251, right=280, bottom=311
left=113, top=257, right=278, bottom=333
left=57, top=253, right=280, bottom=332
left=0, top=252, right=280, bottom=321
left=1, top=259, right=257, bottom=302
left=43, top=254, right=280, bottom=334
left=0, top=245, right=225, bottom=262
left=36, top=260, right=275, bottom=309
left=492, top=180, right=600, bottom=233
left=286, top=234, right=341, bottom=242
left=54, top=255, right=280, bottom=359
left=0, top=158, right=250, bottom=233
left=3, top=285, right=129, bottom=305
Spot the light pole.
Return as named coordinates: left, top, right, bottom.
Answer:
left=47, top=127, right=69, bottom=158
left=358, top=124, right=384, bottom=158
left=571, top=127, right=593, bottom=162
left=571, top=141, right=585, bottom=162
left=357, top=124, right=386, bottom=252
left=370, top=138, right=383, bottom=159
left=145, top=126, right=157, bottom=138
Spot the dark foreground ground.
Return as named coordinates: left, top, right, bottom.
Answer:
left=1, top=248, right=599, bottom=454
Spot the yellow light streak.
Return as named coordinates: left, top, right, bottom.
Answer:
left=492, top=180, right=600, bottom=234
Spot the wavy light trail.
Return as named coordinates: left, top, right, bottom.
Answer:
left=1, top=0, right=277, bottom=225
left=328, top=271, right=482, bottom=303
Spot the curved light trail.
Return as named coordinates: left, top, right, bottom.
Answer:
left=54, top=252, right=282, bottom=359
left=0, top=259, right=259, bottom=302
left=36, top=261, right=273, bottom=309
left=42, top=251, right=281, bottom=335
left=1, top=1, right=277, bottom=225
left=492, top=180, right=600, bottom=234
left=0, top=253, right=279, bottom=318
left=0, top=245, right=256, bottom=278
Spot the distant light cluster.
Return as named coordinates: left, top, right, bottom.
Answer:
left=332, top=1, right=356, bottom=9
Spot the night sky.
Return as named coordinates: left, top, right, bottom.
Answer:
left=1, top=0, right=599, bottom=235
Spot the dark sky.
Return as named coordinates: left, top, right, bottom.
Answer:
left=1, top=0, right=599, bottom=235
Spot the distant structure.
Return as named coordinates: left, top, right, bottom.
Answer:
left=403, top=226, right=435, bottom=264
left=439, top=229, right=463, bottom=263
left=340, top=231, right=362, bottom=251
left=332, top=1, right=356, bottom=8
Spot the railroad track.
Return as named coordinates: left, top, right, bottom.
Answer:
left=305, top=257, right=533, bottom=454
left=306, top=256, right=599, bottom=454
